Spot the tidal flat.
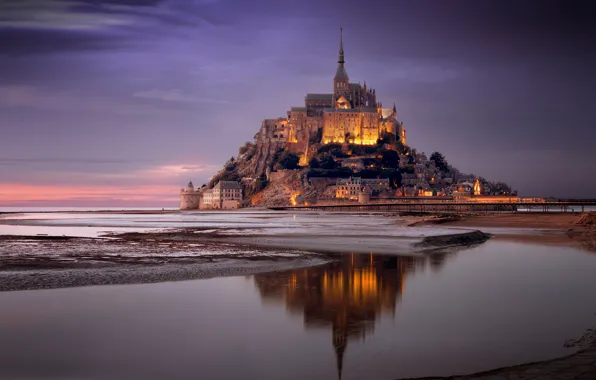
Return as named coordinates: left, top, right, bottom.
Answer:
left=1, top=210, right=595, bottom=380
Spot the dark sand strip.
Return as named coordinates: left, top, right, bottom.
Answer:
left=0, top=257, right=329, bottom=292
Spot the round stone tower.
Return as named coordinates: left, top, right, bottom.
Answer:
left=180, top=181, right=202, bottom=210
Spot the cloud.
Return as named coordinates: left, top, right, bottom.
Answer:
left=0, top=158, right=132, bottom=165
left=0, top=85, right=176, bottom=115
left=133, top=89, right=231, bottom=104
left=0, top=0, right=134, bottom=31
left=0, top=0, right=226, bottom=55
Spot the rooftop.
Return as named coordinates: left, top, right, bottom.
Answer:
left=323, top=108, right=379, bottom=113
left=214, top=181, right=242, bottom=189
left=305, top=93, right=333, bottom=101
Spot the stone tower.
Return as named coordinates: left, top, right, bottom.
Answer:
left=333, top=28, right=350, bottom=103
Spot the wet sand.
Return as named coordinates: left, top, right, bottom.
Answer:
left=0, top=226, right=489, bottom=291
left=418, top=212, right=596, bottom=252
left=397, top=348, right=596, bottom=380
left=0, top=233, right=330, bottom=291
left=0, top=257, right=327, bottom=292
left=425, top=212, right=580, bottom=229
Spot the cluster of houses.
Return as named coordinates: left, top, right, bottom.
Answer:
left=332, top=151, right=515, bottom=202
left=180, top=151, right=519, bottom=210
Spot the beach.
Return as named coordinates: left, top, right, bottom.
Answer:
left=1, top=210, right=596, bottom=380
left=0, top=210, right=488, bottom=291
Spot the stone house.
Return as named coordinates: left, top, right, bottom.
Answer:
left=201, top=181, right=243, bottom=210
left=336, top=177, right=363, bottom=200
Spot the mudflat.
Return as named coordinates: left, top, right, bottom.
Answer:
left=420, top=212, right=596, bottom=252
left=435, top=212, right=581, bottom=229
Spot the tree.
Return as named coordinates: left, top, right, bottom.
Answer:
left=401, top=165, right=415, bottom=174
left=279, top=152, right=300, bottom=170
left=381, top=150, right=399, bottom=169
left=430, top=152, right=448, bottom=171
left=224, top=156, right=237, bottom=170
left=238, top=142, right=252, bottom=155
left=318, top=154, right=337, bottom=170
left=308, top=157, right=320, bottom=169
left=382, top=169, right=402, bottom=188
left=382, top=132, right=397, bottom=145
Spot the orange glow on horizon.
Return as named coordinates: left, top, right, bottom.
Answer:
left=0, top=183, right=179, bottom=204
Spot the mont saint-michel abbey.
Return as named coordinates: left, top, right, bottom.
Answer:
left=263, top=29, right=406, bottom=149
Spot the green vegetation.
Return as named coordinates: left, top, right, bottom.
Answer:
left=208, top=157, right=241, bottom=188
left=401, top=165, right=415, bottom=174
left=381, top=150, right=399, bottom=169
left=430, top=152, right=449, bottom=171
left=278, top=152, right=301, bottom=170
left=244, top=175, right=269, bottom=198
left=361, top=157, right=380, bottom=168
left=317, top=143, right=342, bottom=154
left=317, top=154, right=338, bottom=169
left=346, top=144, right=378, bottom=156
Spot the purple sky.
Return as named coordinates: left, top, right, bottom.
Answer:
left=1, top=0, right=595, bottom=206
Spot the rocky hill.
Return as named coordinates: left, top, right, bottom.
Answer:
left=203, top=125, right=512, bottom=207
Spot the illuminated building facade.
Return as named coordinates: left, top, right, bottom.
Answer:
left=262, top=29, right=407, bottom=151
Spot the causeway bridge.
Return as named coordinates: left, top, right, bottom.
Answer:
left=268, top=200, right=596, bottom=213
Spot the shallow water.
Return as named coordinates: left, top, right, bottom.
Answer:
left=0, top=211, right=472, bottom=258
left=1, top=240, right=596, bottom=380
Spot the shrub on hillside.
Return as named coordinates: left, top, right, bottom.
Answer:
left=307, top=167, right=353, bottom=178
left=318, top=143, right=342, bottom=154
left=278, top=152, right=300, bottom=170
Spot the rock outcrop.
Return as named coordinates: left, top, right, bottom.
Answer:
left=251, top=170, right=318, bottom=207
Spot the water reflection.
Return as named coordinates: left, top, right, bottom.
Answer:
left=255, top=252, right=442, bottom=379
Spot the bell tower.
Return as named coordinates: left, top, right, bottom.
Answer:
left=333, top=27, right=349, bottom=103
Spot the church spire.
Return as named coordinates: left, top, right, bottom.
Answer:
left=338, top=27, right=345, bottom=64
left=334, top=27, right=349, bottom=80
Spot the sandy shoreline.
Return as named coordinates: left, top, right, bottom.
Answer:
left=416, top=212, right=596, bottom=252
left=0, top=226, right=489, bottom=291
left=1, top=212, right=594, bottom=292
left=0, top=257, right=328, bottom=292
left=0, top=232, right=334, bottom=291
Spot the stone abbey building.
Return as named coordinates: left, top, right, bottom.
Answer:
left=260, top=28, right=406, bottom=150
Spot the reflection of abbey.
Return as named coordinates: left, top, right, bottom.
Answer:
left=262, top=28, right=406, bottom=150
left=254, top=253, right=421, bottom=380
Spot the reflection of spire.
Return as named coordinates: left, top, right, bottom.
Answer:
left=253, top=253, right=424, bottom=380
left=333, top=321, right=347, bottom=380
